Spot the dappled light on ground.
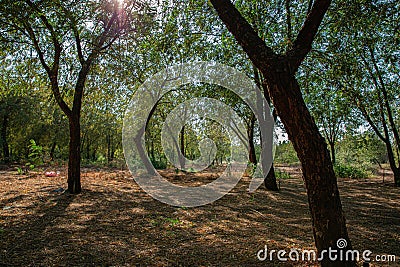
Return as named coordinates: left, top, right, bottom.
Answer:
left=0, top=166, right=399, bottom=266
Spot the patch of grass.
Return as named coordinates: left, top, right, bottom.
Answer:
left=334, top=164, right=369, bottom=179
left=276, top=170, right=291, bottom=179
left=164, top=217, right=181, bottom=227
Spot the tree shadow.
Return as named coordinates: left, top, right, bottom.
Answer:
left=0, top=169, right=399, bottom=266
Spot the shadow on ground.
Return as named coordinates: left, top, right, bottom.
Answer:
left=0, top=166, right=399, bottom=266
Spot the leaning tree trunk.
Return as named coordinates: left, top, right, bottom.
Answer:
left=210, top=0, right=355, bottom=265
left=268, top=73, right=353, bottom=266
left=68, top=114, right=82, bottom=194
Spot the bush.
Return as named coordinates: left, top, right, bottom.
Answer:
left=26, top=139, right=43, bottom=170
left=274, top=142, right=300, bottom=165
left=334, top=164, right=368, bottom=179
left=276, top=170, right=291, bottom=179
left=336, top=132, right=387, bottom=172
left=152, top=160, right=167, bottom=170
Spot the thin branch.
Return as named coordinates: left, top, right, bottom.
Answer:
left=21, top=21, right=50, bottom=74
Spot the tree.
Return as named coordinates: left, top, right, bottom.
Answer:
left=0, top=47, right=47, bottom=163
left=302, top=69, right=351, bottom=165
left=0, top=0, right=150, bottom=192
left=326, top=0, right=400, bottom=186
left=210, top=0, right=354, bottom=266
left=253, top=65, right=279, bottom=190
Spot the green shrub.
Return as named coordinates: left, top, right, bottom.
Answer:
left=26, top=139, right=43, bottom=170
left=274, top=142, right=300, bottom=165
left=152, top=160, right=167, bottom=170
left=334, top=164, right=368, bottom=179
left=275, top=170, right=291, bottom=179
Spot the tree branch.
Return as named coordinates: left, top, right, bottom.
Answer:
left=209, top=0, right=277, bottom=74
left=21, top=21, right=51, bottom=75
left=286, top=0, right=331, bottom=72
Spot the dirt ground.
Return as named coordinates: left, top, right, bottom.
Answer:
left=0, top=165, right=399, bottom=266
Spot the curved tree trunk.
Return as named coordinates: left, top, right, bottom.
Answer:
left=210, top=1, right=355, bottom=265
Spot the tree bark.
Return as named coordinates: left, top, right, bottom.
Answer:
left=385, top=140, right=400, bottom=187
left=68, top=115, right=81, bottom=193
left=248, top=115, right=257, bottom=165
left=1, top=115, right=10, bottom=163
left=329, top=141, right=336, bottom=165
left=264, top=163, right=279, bottom=191
left=50, top=141, right=56, bottom=161
left=253, top=65, right=279, bottom=191
left=210, top=1, right=354, bottom=265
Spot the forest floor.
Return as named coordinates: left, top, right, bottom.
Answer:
left=0, top=164, right=399, bottom=266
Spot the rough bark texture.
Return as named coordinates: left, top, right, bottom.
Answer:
left=210, top=0, right=355, bottom=265
left=68, top=115, right=82, bottom=193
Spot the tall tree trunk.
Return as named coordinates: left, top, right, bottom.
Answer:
left=248, top=115, right=257, bottom=165
left=107, top=133, right=112, bottom=163
left=269, top=74, right=352, bottom=266
left=253, top=65, right=279, bottom=191
left=68, top=115, right=81, bottom=194
left=150, top=139, right=155, bottom=162
left=86, top=141, right=90, bottom=160
left=180, top=125, right=185, bottom=169
left=385, top=140, right=400, bottom=187
left=329, top=141, right=336, bottom=165
left=210, top=1, right=355, bottom=265
left=393, top=168, right=400, bottom=187
left=50, top=141, right=56, bottom=161
left=1, top=115, right=10, bottom=163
